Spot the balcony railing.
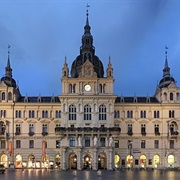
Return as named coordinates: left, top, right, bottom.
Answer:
left=28, top=132, right=35, bottom=136
left=54, top=127, right=121, bottom=135
left=42, top=132, right=48, bottom=136
left=141, top=132, right=146, bottom=136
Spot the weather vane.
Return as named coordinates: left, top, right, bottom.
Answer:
left=8, top=44, right=11, bottom=55
left=165, top=45, right=168, bottom=56
left=86, top=4, right=90, bottom=14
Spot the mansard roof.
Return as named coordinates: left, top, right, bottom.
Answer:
left=17, top=96, right=60, bottom=103
left=115, top=96, right=159, bottom=103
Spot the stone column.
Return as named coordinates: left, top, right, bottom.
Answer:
left=61, top=147, right=67, bottom=170
left=108, top=148, right=113, bottom=170
left=92, top=148, right=98, bottom=170
left=77, top=148, right=82, bottom=170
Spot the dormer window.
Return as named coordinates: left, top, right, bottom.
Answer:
left=37, top=97, right=41, bottom=103
left=51, top=97, right=55, bottom=103
left=24, top=97, right=29, bottom=102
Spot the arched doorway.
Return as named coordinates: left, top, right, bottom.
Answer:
left=28, top=154, right=35, bottom=168
left=83, top=153, right=92, bottom=170
left=69, top=153, right=77, bottom=169
left=126, top=155, right=133, bottom=168
left=0, top=154, right=8, bottom=168
left=168, top=154, right=175, bottom=168
left=153, top=155, right=160, bottom=168
left=55, top=154, right=61, bottom=168
left=41, top=155, right=49, bottom=168
left=114, top=154, right=120, bottom=168
left=15, top=154, right=22, bottom=168
left=98, top=153, right=107, bottom=169
left=140, top=155, right=146, bottom=168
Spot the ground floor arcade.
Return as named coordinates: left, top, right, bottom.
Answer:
left=0, top=150, right=178, bottom=169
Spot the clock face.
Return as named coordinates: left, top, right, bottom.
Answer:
left=84, top=84, right=91, bottom=91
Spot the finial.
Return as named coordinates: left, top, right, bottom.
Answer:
left=86, top=4, right=90, bottom=15
left=165, top=45, right=168, bottom=58
left=8, top=44, right=11, bottom=57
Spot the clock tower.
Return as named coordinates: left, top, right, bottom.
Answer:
left=59, top=9, right=119, bottom=170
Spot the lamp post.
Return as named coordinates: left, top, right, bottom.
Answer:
left=12, top=95, right=15, bottom=168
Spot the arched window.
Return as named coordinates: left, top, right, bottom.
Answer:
left=69, top=104, right=76, bottom=120
left=84, top=104, right=91, bottom=120
left=99, top=104, right=106, bottom=120
left=2, top=92, right=5, bottom=100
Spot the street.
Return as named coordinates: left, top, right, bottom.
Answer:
left=1, top=169, right=180, bottom=180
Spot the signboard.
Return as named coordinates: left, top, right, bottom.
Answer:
left=133, top=149, right=141, bottom=153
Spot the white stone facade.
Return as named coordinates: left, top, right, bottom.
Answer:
left=0, top=12, right=180, bottom=170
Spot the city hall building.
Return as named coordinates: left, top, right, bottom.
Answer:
left=0, top=11, right=180, bottom=170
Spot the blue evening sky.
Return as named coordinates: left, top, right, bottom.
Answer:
left=0, top=0, right=180, bottom=97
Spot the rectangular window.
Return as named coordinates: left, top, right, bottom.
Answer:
left=1, top=140, right=5, bottom=148
left=127, top=111, right=133, bottom=118
left=170, top=140, right=174, bottom=149
left=154, top=124, right=160, bottom=135
left=16, top=140, right=21, bottom=148
left=84, top=137, right=90, bottom=147
left=140, top=111, right=146, bottom=118
left=56, top=140, right=61, bottom=148
left=154, top=111, right=160, bottom=118
left=29, top=140, right=34, bottom=148
left=16, top=124, right=21, bottom=135
left=115, top=141, right=119, bottom=148
left=100, top=137, right=105, bottom=147
left=127, top=124, right=133, bottom=135
left=141, top=140, right=146, bottom=148
left=154, top=140, right=159, bottom=149
left=141, top=124, right=146, bottom=135
left=42, top=124, right=47, bottom=133
left=135, top=159, right=139, bottom=165
left=69, top=137, right=75, bottom=147
left=169, top=110, right=175, bottom=118
left=29, top=124, right=34, bottom=132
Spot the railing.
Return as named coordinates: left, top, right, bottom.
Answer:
left=55, top=127, right=121, bottom=135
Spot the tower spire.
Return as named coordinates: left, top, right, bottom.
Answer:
left=86, top=4, right=90, bottom=26
left=163, top=45, right=170, bottom=78
left=80, top=4, right=95, bottom=57
left=158, top=46, right=175, bottom=88
left=5, top=45, right=12, bottom=78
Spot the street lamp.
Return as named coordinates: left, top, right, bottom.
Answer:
left=12, top=95, right=15, bottom=168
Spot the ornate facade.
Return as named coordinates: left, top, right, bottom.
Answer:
left=0, top=11, right=180, bottom=170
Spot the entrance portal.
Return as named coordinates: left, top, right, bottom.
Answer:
left=98, top=153, right=107, bottom=169
left=69, top=153, right=77, bottom=169
left=83, top=154, right=92, bottom=170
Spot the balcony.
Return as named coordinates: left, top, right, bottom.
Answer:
left=169, top=131, right=179, bottom=138
left=0, top=131, right=5, bottom=136
left=109, top=127, right=121, bottom=135
left=141, top=132, right=146, bottom=136
left=15, top=132, right=21, bottom=136
left=42, top=132, right=48, bottom=136
left=54, top=126, right=121, bottom=136
left=28, top=132, right=35, bottom=136
left=155, top=132, right=160, bottom=136
left=127, top=131, right=133, bottom=136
